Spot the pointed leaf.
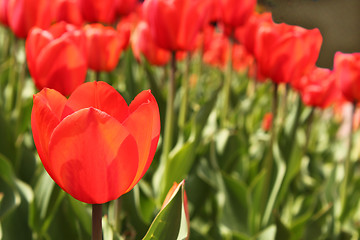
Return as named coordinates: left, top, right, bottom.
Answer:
left=143, top=181, right=184, bottom=240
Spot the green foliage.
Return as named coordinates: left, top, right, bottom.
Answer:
left=143, top=181, right=185, bottom=240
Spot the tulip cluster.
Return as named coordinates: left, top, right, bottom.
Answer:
left=7, top=0, right=358, bottom=210
left=2, top=0, right=360, bottom=239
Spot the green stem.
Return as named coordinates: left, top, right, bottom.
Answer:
left=340, top=102, right=356, bottom=220
left=195, top=34, right=205, bottom=96
left=162, top=52, right=177, bottom=163
left=178, top=53, right=191, bottom=134
left=221, top=38, right=234, bottom=127
left=92, top=204, right=103, bottom=240
left=95, top=71, right=100, bottom=82
left=113, top=198, right=122, bottom=234
left=261, top=82, right=278, bottom=220
left=279, top=84, right=290, bottom=125
left=14, top=42, right=26, bottom=130
left=4, top=36, right=17, bottom=118
left=0, top=27, right=10, bottom=61
left=304, top=107, right=315, bottom=153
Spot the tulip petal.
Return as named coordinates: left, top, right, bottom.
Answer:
left=31, top=88, right=67, bottom=176
left=35, top=37, right=87, bottom=96
left=49, top=108, right=139, bottom=204
left=85, top=24, right=126, bottom=71
left=62, top=81, right=129, bottom=123
left=123, top=90, right=160, bottom=191
left=25, top=28, right=53, bottom=79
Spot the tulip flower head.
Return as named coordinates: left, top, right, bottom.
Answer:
left=334, top=52, right=360, bottom=103
left=219, top=0, right=256, bottom=34
left=26, top=22, right=87, bottom=96
left=132, top=21, right=171, bottom=66
left=300, top=67, right=339, bottom=109
left=31, top=81, right=160, bottom=204
left=232, top=44, right=254, bottom=74
left=202, top=29, right=229, bottom=69
left=7, top=0, right=52, bottom=38
left=235, top=12, right=273, bottom=55
left=143, top=0, right=212, bottom=51
left=255, top=23, right=322, bottom=85
left=262, top=113, right=273, bottom=132
left=0, top=0, right=9, bottom=26
left=116, top=0, right=138, bottom=16
left=84, top=23, right=130, bottom=72
left=77, top=0, right=116, bottom=24
left=52, top=0, right=83, bottom=26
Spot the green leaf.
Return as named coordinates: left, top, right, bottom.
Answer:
left=68, top=196, right=92, bottom=235
left=143, top=181, right=185, bottom=240
left=0, top=112, right=16, bottom=166
left=29, top=170, right=65, bottom=236
left=0, top=155, right=20, bottom=221
left=0, top=154, right=15, bottom=187
left=121, top=188, right=149, bottom=237
left=248, top=170, right=266, bottom=235
left=194, top=87, right=220, bottom=141
left=275, top=216, right=291, bottom=240
left=0, top=174, right=33, bottom=240
left=123, top=49, right=138, bottom=101
left=220, top=173, right=249, bottom=233
left=256, top=225, right=276, bottom=240
left=160, top=140, right=196, bottom=201
left=262, top=140, right=286, bottom=226
left=0, top=179, right=20, bottom=221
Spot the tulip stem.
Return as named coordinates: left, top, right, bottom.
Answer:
left=261, top=82, right=278, bottom=224
left=221, top=37, right=233, bottom=127
left=162, top=52, right=177, bottom=162
left=113, top=198, right=122, bottom=234
left=279, top=84, right=290, bottom=125
left=195, top=36, right=205, bottom=96
left=14, top=41, right=27, bottom=132
left=178, top=53, right=191, bottom=134
left=304, top=107, right=315, bottom=153
left=95, top=72, right=101, bottom=82
left=92, top=204, right=103, bottom=240
left=340, top=102, right=356, bottom=220
left=4, top=35, right=17, bottom=118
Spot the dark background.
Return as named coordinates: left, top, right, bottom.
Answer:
left=260, top=0, right=360, bottom=68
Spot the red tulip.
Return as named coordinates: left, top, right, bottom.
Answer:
left=132, top=21, right=171, bottom=66
left=207, top=0, right=221, bottom=23
left=232, top=44, right=255, bottom=74
left=84, top=23, right=130, bottom=72
left=262, top=113, right=273, bottom=132
left=31, top=81, right=160, bottom=204
left=26, top=22, right=87, bottom=96
left=143, top=0, right=212, bottom=51
left=116, top=4, right=143, bottom=33
left=202, top=26, right=254, bottom=73
left=255, top=23, right=322, bottom=85
left=7, top=0, right=52, bottom=38
left=203, top=29, right=229, bottom=69
left=52, top=0, right=83, bottom=26
left=116, top=0, right=138, bottom=16
left=77, top=0, right=116, bottom=24
left=0, top=0, right=9, bottom=26
left=334, top=52, right=360, bottom=103
left=219, top=0, right=256, bottom=34
left=300, top=67, right=339, bottom=109
left=235, top=12, right=273, bottom=55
